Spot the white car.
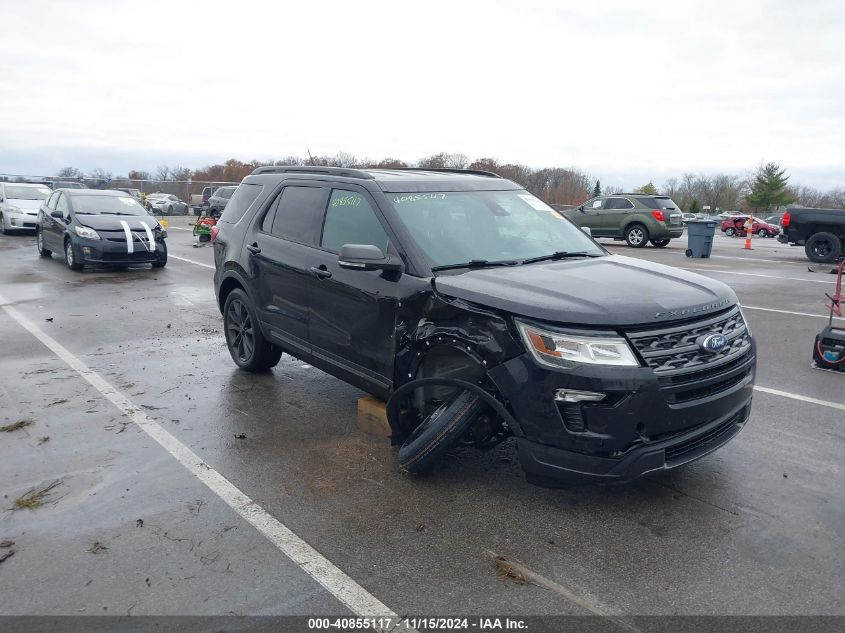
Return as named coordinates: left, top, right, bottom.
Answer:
left=0, top=183, right=52, bottom=234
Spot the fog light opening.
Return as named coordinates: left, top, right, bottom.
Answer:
left=554, top=389, right=606, bottom=403
left=82, top=247, right=92, bottom=256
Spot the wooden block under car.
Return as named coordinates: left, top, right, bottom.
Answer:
left=356, top=395, right=392, bottom=438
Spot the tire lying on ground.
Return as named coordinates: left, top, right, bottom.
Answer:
left=804, top=231, right=842, bottom=264
left=398, top=390, right=487, bottom=475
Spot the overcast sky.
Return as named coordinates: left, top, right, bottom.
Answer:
left=1, top=0, right=843, bottom=189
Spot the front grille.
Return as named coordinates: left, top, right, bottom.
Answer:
left=664, top=408, right=745, bottom=464
left=101, top=251, right=158, bottom=262
left=627, top=307, right=751, bottom=376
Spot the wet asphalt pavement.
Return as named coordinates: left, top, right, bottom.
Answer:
left=0, top=223, right=843, bottom=618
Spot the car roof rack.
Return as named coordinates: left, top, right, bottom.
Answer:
left=250, top=166, right=375, bottom=179
left=387, top=167, right=502, bottom=178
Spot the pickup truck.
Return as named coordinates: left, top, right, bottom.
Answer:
left=778, top=206, right=845, bottom=263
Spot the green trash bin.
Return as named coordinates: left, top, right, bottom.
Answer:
left=685, top=220, right=717, bottom=258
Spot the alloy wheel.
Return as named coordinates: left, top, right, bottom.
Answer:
left=65, top=242, right=74, bottom=266
left=226, top=299, right=255, bottom=363
left=629, top=228, right=644, bottom=245
left=37, top=230, right=43, bottom=251
left=811, top=239, right=833, bottom=260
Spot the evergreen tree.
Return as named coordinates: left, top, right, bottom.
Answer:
left=689, top=199, right=701, bottom=214
left=592, top=179, right=601, bottom=198
left=745, top=162, right=794, bottom=212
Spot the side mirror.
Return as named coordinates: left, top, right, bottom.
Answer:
left=581, top=226, right=592, bottom=237
left=50, top=210, right=63, bottom=219
left=338, top=244, right=403, bottom=274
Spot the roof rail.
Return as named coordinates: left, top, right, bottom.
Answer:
left=250, top=165, right=375, bottom=179
left=389, top=167, right=502, bottom=178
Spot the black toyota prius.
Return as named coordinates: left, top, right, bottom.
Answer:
left=37, top=189, right=167, bottom=270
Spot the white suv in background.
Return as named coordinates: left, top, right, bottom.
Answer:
left=0, top=182, right=52, bottom=234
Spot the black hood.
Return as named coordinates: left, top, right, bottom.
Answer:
left=76, top=214, right=159, bottom=231
left=432, top=255, right=736, bottom=327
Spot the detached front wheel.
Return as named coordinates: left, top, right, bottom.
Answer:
left=223, top=289, right=282, bottom=371
left=398, top=391, right=487, bottom=475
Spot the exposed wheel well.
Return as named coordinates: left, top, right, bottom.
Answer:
left=218, top=276, right=245, bottom=313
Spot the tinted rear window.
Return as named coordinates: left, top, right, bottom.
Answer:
left=636, top=197, right=680, bottom=210
left=265, top=186, right=325, bottom=244
left=220, top=184, right=263, bottom=224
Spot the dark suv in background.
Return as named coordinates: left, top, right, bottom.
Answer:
left=212, top=167, right=755, bottom=485
left=207, top=185, right=237, bottom=218
left=565, top=194, right=685, bottom=248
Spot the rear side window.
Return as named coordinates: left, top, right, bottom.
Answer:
left=321, top=190, right=389, bottom=253
left=220, top=184, right=263, bottom=224
left=604, top=197, right=634, bottom=210
left=264, top=186, right=325, bottom=244
left=220, top=188, right=234, bottom=199
left=636, top=197, right=680, bottom=210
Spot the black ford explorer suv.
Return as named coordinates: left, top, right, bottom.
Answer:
left=213, top=167, right=756, bottom=485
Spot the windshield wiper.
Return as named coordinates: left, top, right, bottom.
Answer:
left=519, top=251, right=601, bottom=265
left=431, top=259, right=519, bottom=273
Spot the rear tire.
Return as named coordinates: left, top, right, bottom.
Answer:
left=805, top=232, right=842, bottom=264
left=37, top=228, right=51, bottom=257
left=625, top=224, right=649, bottom=248
left=758, top=229, right=769, bottom=238
left=650, top=239, right=670, bottom=247
left=223, top=288, right=282, bottom=371
left=398, top=391, right=486, bottom=475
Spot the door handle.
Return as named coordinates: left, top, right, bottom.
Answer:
left=246, top=243, right=261, bottom=254
left=309, top=266, right=332, bottom=280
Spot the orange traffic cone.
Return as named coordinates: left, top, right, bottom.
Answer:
left=744, top=237, right=753, bottom=250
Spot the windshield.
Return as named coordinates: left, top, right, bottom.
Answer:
left=72, top=195, right=149, bottom=216
left=5, top=185, right=51, bottom=200
left=389, top=190, right=604, bottom=268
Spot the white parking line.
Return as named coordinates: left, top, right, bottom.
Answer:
left=0, top=294, right=399, bottom=619
left=683, top=268, right=834, bottom=284
left=169, top=254, right=215, bottom=270
left=743, top=305, right=844, bottom=321
left=754, top=386, right=845, bottom=412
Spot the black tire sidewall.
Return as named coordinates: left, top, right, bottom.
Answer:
left=805, top=232, right=842, bottom=264
left=223, top=289, right=281, bottom=371
left=398, top=391, right=485, bottom=475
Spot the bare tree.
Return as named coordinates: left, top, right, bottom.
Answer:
left=56, top=166, right=83, bottom=178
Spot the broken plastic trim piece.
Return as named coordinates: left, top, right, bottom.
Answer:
left=386, top=377, right=518, bottom=444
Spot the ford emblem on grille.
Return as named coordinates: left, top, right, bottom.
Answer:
left=698, top=333, right=728, bottom=353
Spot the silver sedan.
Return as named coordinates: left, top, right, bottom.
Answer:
left=146, top=194, right=188, bottom=215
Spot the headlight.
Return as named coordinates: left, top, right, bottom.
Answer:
left=6, top=206, right=22, bottom=214
left=515, top=320, right=639, bottom=368
left=74, top=225, right=100, bottom=239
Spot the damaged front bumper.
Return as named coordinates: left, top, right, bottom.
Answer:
left=487, top=348, right=755, bottom=484
left=72, top=236, right=166, bottom=265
